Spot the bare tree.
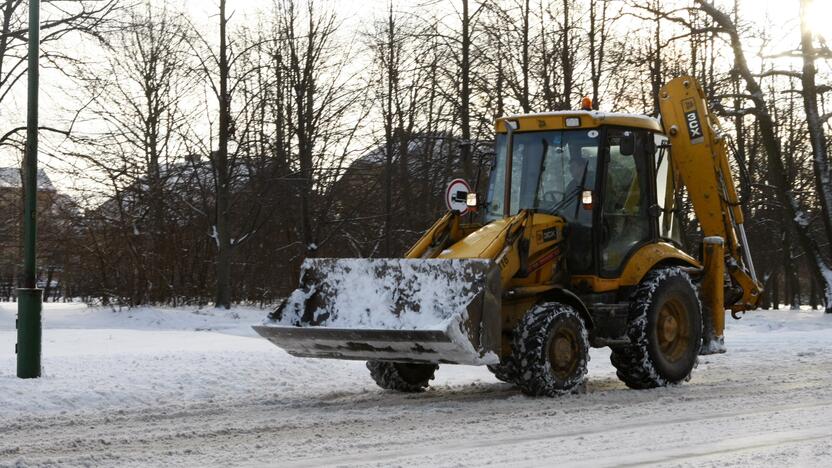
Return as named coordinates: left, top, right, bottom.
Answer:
left=0, top=0, right=119, bottom=151
left=188, top=0, right=274, bottom=308
left=799, top=0, right=832, bottom=260
left=696, top=0, right=832, bottom=311
left=67, top=1, right=195, bottom=305
left=214, top=0, right=233, bottom=308
left=587, top=0, right=612, bottom=109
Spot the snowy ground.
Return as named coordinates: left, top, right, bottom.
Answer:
left=1, top=302, right=831, bottom=467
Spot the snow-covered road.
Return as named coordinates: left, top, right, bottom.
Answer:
left=1, top=303, right=831, bottom=467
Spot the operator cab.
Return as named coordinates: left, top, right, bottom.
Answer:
left=485, top=110, right=682, bottom=279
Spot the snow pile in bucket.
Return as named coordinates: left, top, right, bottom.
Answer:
left=274, top=258, right=493, bottom=331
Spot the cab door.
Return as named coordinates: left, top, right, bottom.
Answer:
left=598, top=128, right=654, bottom=277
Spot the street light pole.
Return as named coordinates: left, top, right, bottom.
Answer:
left=17, top=0, right=42, bottom=379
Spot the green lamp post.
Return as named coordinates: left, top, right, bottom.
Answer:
left=17, top=0, right=42, bottom=379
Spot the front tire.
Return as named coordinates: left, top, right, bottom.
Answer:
left=610, top=267, right=702, bottom=389
left=512, top=303, right=590, bottom=397
left=366, top=361, right=438, bottom=392
left=487, top=358, right=518, bottom=383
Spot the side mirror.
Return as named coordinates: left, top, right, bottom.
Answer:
left=466, top=192, right=478, bottom=208
left=620, top=131, right=635, bottom=156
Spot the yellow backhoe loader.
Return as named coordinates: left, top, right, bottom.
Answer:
left=254, top=76, right=762, bottom=396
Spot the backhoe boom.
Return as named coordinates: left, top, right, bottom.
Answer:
left=659, top=76, right=763, bottom=348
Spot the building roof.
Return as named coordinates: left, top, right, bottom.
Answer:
left=0, top=167, right=55, bottom=191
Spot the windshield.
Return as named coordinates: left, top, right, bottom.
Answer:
left=485, top=130, right=600, bottom=222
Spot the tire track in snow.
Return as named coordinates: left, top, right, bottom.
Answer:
left=606, top=428, right=832, bottom=467
left=2, top=354, right=831, bottom=467
left=281, top=400, right=832, bottom=467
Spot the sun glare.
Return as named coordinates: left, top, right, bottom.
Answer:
left=805, top=0, right=831, bottom=38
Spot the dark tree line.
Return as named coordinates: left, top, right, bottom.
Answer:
left=0, top=0, right=828, bottom=310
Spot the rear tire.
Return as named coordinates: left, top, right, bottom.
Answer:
left=366, top=361, right=438, bottom=392
left=487, top=358, right=518, bottom=383
left=512, top=303, right=590, bottom=397
left=610, top=267, right=702, bottom=389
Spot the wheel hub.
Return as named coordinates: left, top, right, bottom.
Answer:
left=548, top=327, right=579, bottom=379
left=657, top=298, right=690, bottom=363
left=553, top=336, right=574, bottom=367
left=662, top=315, right=679, bottom=341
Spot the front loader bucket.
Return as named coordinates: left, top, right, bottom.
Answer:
left=253, top=258, right=502, bottom=365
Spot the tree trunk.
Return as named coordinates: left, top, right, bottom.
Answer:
left=784, top=230, right=799, bottom=309
left=588, top=0, right=607, bottom=110
left=650, top=1, right=662, bottom=117
left=810, top=275, right=819, bottom=310
left=43, top=267, right=54, bottom=303
left=214, top=0, right=232, bottom=309
left=560, top=0, right=573, bottom=110
left=520, top=0, right=530, bottom=113
left=460, top=0, right=473, bottom=181
left=799, top=0, right=832, bottom=307
left=382, top=3, right=395, bottom=257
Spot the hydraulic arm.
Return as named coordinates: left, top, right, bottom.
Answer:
left=658, top=76, right=763, bottom=348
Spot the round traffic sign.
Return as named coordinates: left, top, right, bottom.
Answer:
left=445, top=178, right=472, bottom=214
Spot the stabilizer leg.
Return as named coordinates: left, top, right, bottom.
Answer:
left=700, top=236, right=726, bottom=354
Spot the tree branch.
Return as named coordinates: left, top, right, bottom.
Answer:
left=0, top=126, right=71, bottom=147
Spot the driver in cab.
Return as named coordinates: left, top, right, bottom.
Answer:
left=564, top=153, right=587, bottom=197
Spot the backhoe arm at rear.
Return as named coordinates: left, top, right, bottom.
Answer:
left=659, top=76, right=763, bottom=350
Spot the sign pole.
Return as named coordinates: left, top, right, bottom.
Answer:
left=17, top=0, right=42, bottom=379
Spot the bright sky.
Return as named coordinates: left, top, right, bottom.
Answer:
left=177, top=0, right=827, bottom=41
